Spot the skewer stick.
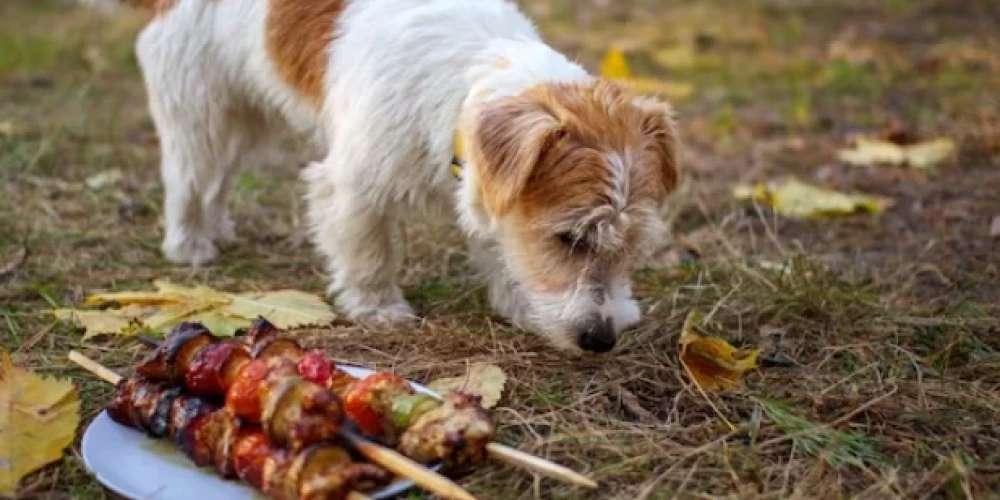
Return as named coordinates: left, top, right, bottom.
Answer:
left=486, top=443, right=598, bottom=489
left=67, top=351, right=376, bottom=500
left=69, top=350, right=122, bottom=385
left=342, top=430, right=476, bottom=500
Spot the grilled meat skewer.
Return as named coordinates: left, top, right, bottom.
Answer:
left=145, top=318, right=496, bottom=467
left=107, top=376, right=390, bottom=500
left=134, top=322, right=344, bottom=450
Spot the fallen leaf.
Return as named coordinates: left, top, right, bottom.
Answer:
left=0, top=352, right=80, bottom=496
left=600, top=48, right=694, bottom=100
left=732, top=178, right=892, bottom=219
left=991, top=216, right=1000, bottom=238
left=49, top=305, right=146, bottom=340
left=678, top=311, right=759, bottom=392
left=599, top=47, right=632, bottom=80
left=427, top=363, right=507, bottom=409
left=51, top=281, right=336, bottom=339
left=838, top=138, right=956, bottom=170
left=223, top=290, right=337, bottom=330
left=84, top=169, right=124, bottom=190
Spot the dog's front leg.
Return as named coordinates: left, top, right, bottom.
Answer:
left=304, top=162, right=415, bottom=326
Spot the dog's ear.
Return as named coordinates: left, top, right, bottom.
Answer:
left=471, top=98, right=563, bottom=217
left=634, top=97, right=680, bottom=199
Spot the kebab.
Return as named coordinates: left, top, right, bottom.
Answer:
left=132, top=322, right=343, bottom=450
left=73, top=357, right=390, bottom=500
left=128, top=322, right=477, bottom=500
left=142, top=318, right=597, bottom=489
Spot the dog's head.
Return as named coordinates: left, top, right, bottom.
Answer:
left=460, top=80, right=679, bottom=353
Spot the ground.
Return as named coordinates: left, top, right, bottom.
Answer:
left=2, top=0, right=999, bottom=498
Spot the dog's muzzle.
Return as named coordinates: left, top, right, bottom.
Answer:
left=576, top=314, right=617, bottom=353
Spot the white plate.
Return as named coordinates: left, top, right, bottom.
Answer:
left=82, top=365, right=441, bottom=500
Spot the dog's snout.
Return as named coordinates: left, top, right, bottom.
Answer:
left=577, top=316, right=616, bottom=353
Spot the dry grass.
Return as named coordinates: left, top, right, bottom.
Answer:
left=3, top=0, right=1000, bottom=499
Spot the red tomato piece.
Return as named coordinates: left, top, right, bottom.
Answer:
left=342, top=372, right=410, bottom=437
left=297, top=350, right=335, bottom=386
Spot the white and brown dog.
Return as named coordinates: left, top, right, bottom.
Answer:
left=99, top=0, right=680, bottom=353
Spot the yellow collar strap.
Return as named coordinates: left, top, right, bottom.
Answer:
left=451, top=130, right=466, bottom=179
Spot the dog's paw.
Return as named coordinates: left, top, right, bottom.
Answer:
left=162, top=234, right=219, bottom=266
left=334, top=288, right=417, bottom=327
left=352, top=302, right=418, bottom=327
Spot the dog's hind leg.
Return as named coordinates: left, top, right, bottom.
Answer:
left=138, top=28, right=254, bottom=266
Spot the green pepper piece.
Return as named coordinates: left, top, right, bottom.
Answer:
left=391, top=394, right=440, bottom=431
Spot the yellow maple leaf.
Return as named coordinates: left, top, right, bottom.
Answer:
left=678, top=311, right=759, bottom=392
left=427, top=363, right=507, bottom=409
left=0, top=352, right=80, bottom=496
left=838, top=138, right=956, bottom=170
left=732, top=178, right=892, bottom=219
left=51, top=281, right=336, bottom=339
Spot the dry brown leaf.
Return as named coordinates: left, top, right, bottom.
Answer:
left=427, top=363, right=507, bottom=409
left=733, top=178, right=892, bottom=219
left=838, top=138, right=956, bottom=170
left=678, top=311, right=760, bottom=392
left=0, top=352, right=80, bottom=496
left=51, top=281, right=335, bottom=339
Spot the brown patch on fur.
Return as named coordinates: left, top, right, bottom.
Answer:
left=266, top=0, right=346, bottom=106
left=469, top=80, right=680, bottom=293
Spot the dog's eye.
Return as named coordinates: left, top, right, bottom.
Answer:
left=556, top=232, right=588, bottom=253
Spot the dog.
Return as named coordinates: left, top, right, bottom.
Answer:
left=99, top=0, right=680, bottom=353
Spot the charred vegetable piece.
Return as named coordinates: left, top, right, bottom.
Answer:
left=398, top=392, right=496, bottom=467
left=233, top=430, right=272, bottom=490
left=244, top=316, right=280, bottom=345
left=390, top=394, right=441, bottom=432
left=148, top=387, right=183, bottom=438
left=261, top=377, right=344, bottom=450
left=251, top=338, right=305, bottom=361
left=171, top=396, right=219, bottom=459
left=225, top=357, right=299, bottom=421
left=185, top=342, right=250, bottom=396
left=129, top=380, right=166, bottom=436
left=343, top=372, right=415, bottom=441
left=137, top=322, right=215, bottom=382
left=106, top=378, right=141, bottom=427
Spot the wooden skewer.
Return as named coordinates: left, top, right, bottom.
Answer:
left=68, top=351, right=384, bottom=500
left=486, top=443, right=597, bottom=489
left=342, top=430, right=476, bottom=500
left=132, top=336, right=599, bottom=491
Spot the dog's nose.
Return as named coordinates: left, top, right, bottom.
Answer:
left=576, top=316, right=616, bottom=353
